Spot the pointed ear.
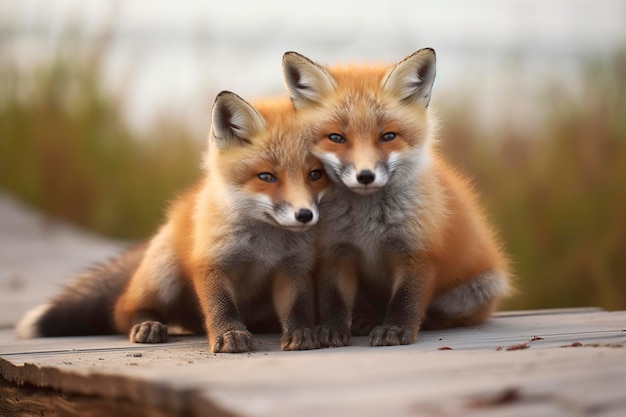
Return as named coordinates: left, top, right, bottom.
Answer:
left=282, top=51, right=336, bottom=109
left=382, top=48, right=436, bottom=107
left=211, top=91, right=265, bottom=149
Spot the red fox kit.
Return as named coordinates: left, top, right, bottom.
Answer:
left=16, top=92, right=329, bottom=353
left=282, top=49, right=511, bottom=347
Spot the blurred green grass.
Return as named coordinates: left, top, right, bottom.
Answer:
left=1, top=33, right=624, bottom=310
left=0, top=34, right=203, bottom=238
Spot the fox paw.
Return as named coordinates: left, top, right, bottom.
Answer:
left=212, top=330, right=253, bottom=353
left=315, top=325, right=350, bottom=348
left=369, top=325, right=416, bottom=347
left=130, top=321, right=168, bottom=343
left=281, top=328, right=319, bottom=351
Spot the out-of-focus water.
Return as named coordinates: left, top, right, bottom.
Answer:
left=2, top=0, right=626, bottom=132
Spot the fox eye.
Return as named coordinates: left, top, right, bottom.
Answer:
left=258, top=172, right=277, bottom=183
left=380, top=132, right=396, bottom=142
left=308, top=169, right=323, bottom=181
left=328, top=133, right=346, bottom=144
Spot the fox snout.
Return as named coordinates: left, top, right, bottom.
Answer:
left=341, top=164, right=390, bottom=195
left=356, top=170, right=375, bottom=185
left=273, top=203, right=319, bottom=230
left=295, top=208, right=314, bottom=224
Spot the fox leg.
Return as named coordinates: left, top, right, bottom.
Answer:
left=113, top=225, right=183, bottom=343
left=315, top=252, right=358, bottom=348
left=114, top=268, right=172, bottom=344
left=127, top=309, right=168, bottom=344
left=422, top=270, right=510, bottom=330
left=351, top=288, right=384, bottom=336
left=272, top=267, right=319, bottom=351
left=370, top=256, right=435, bottom=347
left=193, top=267, right=252, bottom=353
left=351, top=294, right=377, bottom=336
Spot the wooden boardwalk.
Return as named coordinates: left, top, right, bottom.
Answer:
left=1, top=308, right=625, bottom=417
left=1, top=194, right=626, bottom=416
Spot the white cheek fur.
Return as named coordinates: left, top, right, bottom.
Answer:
left=314, top=151, right=342, bottom=169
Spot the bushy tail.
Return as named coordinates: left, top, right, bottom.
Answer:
left=15, top=242, right=147, bottom=338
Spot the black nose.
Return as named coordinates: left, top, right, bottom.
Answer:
left=295, top=208, right=313, bottom=224
left=356, top=170, right=375, bottom=185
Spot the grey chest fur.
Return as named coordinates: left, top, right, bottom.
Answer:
left=216, top=221, right=317, bottom=280
left=319, top=183, right=420, bottom=262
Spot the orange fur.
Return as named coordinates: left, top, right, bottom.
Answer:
left=283, top=50, right=511, bottom=346
left=114, top=93, right=329, bottom=353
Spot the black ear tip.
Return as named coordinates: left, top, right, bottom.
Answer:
left=283, top=51, right=320, bottom=68
left=215, top=90, right=234, bottom=99
left=283, top=51, right=303, bottom=63
left=416, top=48, right=436, bottom=59
left=214, top=91, right=246, bottom=107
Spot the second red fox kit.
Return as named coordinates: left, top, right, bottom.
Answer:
left=282, top=48, right=511, bottom=347
left=16, top=92, right=329, bottom=353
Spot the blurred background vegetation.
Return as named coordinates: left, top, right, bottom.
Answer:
left=0, top=32, right=202, bottom=238
left=440, top=51, right=626, bottom=310
left=1, top=7, right=625, bottom=312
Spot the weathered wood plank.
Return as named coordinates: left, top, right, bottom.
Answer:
left=3, top=190, right=625, bottom=416
left=1, top=309, right=625, bottom=417
left=0, top=378, right=185, bottom=417
left=3, top=309, right=623, bottom=357
left=2, top=343, right=625, bottom=417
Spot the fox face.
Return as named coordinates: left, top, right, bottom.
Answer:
left=282, top=49, right=437, bottom=195
left=209, top=92, right=329, bottom=230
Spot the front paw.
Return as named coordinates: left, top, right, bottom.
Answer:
left=315, top=325, right=351, bottom=348
left=212, top=329, right=254, bottom=353
left=369, top=325, right=416, bottom=346
left=130, top=321, right=168, bottom=343
left=281, top=328, right=319, bottom=351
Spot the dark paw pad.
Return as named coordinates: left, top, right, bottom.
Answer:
left=315, top=325, right=350, bottom=348
left=369, top=325, right=416, bottom=346
left=281, top=328, right=319, bottom=351
left=130, top=321, right=168, bottom=343
left=212, top=330, right=253, bottom=353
